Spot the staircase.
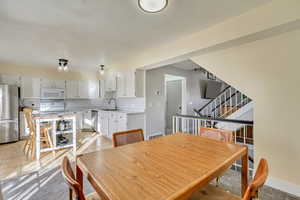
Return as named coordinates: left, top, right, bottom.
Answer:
left=194, top=86, right=252, bottom=119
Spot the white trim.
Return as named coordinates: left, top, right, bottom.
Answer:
left=266, top=176, right=300, bottom=197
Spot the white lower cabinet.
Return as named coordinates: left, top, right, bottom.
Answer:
left=75, top=112, right=83, bottom=130
left=98, top=111, right=109, bottom=136
left=98, top=111, right=145, bottom=139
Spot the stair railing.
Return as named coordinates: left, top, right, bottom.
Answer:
left=172, top=114, right=254, bottom=174
left=195, top=86, right=251, bottom=118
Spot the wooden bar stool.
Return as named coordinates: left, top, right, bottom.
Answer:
left=23, top=107, right=55, bottom=159
left=189, top=158, right=269, bottom=200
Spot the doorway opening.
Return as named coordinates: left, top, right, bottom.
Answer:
left=165, top=74, right=186, bottom=135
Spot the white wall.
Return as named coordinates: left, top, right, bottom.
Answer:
left=192, top=28, right=300, bottom=193
left=146, top=65, right=210, bottom=137
left=114, top=0, right=300, bottom=194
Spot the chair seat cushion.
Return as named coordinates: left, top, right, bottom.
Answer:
left=86, top=192, right=101, bottom=200
left=189, top=184, right=241, bottom=200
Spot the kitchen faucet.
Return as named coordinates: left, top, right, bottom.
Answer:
left=108, top=98, right=117, bottom=110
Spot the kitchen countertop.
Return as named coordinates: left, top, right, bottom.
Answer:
left=29, top=107, right=145, bottom=117
left=66, top=108, right=145, bottom=115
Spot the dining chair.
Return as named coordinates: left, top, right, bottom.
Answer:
left=199, top=126, right=234, bottom=185
left=23, top=107, right=54, bottom=159
left=189, top=158, right=269, bottom=200
left=112, top=129, right=144, bottom=147
left=0, top=182, right=3, bottom=200
left=199, top=127, right=234, bottom=143
left=61, top=156, right=100, bottom=200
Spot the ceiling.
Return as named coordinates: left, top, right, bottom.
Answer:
left=171, top=60, right=202, bottom=71
left=0, top=0, right=271, bottom=72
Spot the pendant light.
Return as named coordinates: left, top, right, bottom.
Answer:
left=58, top=58, right=69, bottom=72
left=138, top=0, right=168, bottom=13
left=99, top=65, right=105, bottom=75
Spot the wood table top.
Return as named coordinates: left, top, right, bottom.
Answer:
left=77, top=133, right=248, bottom=200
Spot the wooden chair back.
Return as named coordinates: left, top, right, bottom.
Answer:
left=23, top=107, right=36, bottom=134
left=61, top=157, right=86, bottom=200
left=199, top=127, right=233, bottom=143
left=112, top=129, right=144, bottom=147
left=243, top=158, right=269, bottom=200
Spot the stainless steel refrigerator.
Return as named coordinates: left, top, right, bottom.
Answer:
left=0, top=85, right=19, bottom=143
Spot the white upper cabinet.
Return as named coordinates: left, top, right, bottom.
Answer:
left=115, top=69, right=143, bottom=98
left=20, top=76, right=40, bottom=98
left=99, top=80, right=105, bottom=99
left=0, top=74, right=20, bottom=86
left=87, top=80, right=99, bottom=99
left=66, top=80, right=100, bottom=99
left=104, top=71, right=117, bottom=92
left=116, top=72, right=126, bottom=97
left=78, top=80, right=99, bottom=99
left=125, top=69, right=136, bottom=97
left=40, top=78, right=65, bottom=89
left=78, top=80, right=89, bottom=98
left=135, top=69, right=145, bottom=97
left=66, top=80, right=79, bottom=99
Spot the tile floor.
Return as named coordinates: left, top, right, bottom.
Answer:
left=0, top=132, right=111, bottom=180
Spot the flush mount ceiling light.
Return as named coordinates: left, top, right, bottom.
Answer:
left=58, top=58, right=69, bottom=72
left=138, top=0, right=168, bottom=13
left=99, top=64, right=105, bottom=75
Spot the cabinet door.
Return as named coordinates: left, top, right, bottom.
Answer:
left=54, top=79, right=65, bottom=89
left=117, top=113, right=127, bottom=132
left=41, top=78, right=65, bottom=89
left=135, top=69, right=145, bottom=97
left=40, top=78, right=53, bottom=88
left=20, top=111, right=30, bottom=138
left=99, top=80, right=105, bottom=98
left=99, top=112, right=109, bottom=136
left=116, top=73, right=126, bottom=97
left=0, top=74, right=20, bottom=86
left=87, top=80, right=99, bottom=99
left=76, top=113, right=83, bottom=130
left=21, top=76, right=40, bottom=98
left=125, top=70, right=136, bottom=97
left=66, top=80, right=79, bottom=98
left=105, top=71, right=117, bottom=92
left=108, top=112, right=118, bottom=138
left=78, top=80, right=89, bottom=98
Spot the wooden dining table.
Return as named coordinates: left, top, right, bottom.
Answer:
left=76, top=133, right=248, bottom=200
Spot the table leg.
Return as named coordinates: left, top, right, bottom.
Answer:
left=76, top=165, right=83, bottom=189
left=241, top=150, right=248, bottom=196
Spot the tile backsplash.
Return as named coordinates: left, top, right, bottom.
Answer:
left=21, top=97, right=145, bottom=112
left=117, top=97, right=145, bottom=112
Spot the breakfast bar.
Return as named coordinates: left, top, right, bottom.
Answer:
left=35, top=114, right=77, bottom=160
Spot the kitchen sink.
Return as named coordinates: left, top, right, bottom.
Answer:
left=101, top=109, right=119, bottom=111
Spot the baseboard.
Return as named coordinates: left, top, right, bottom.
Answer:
left=266, top=176, right=300, bottom=197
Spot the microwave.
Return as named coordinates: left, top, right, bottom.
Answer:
left=41, top=88, right=65, bottom=99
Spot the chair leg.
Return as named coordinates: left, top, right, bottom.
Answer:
left=23, top=139, right=29, bottom=153
left=69, top=188, right=73, bottom=200
left=216, top=177, right=220, bottom=187
left=31, top=137, right=36, bottom=160
left=44, top=129, right=55, bottom=157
